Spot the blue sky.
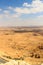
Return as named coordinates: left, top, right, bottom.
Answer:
left=0, top=0, right=32, bottom=8
left=0, top=0, right=43, bottom=26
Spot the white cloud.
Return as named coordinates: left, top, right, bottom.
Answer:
left=11, top=13, right=21, bottom=18
left=0, top=10, right=21, bottom=20
left=8, top=6, right=13, bottom=10
left=23, top=3, right=31, bottom=7
left=0, top=0, right=43, bottom=19
left=0, top=9, right=21, bottom=18
left=3, top=10, right=10, bottom=14
left=0, top=14, right=3, bottom=18
left=4, top=0, right=43, bottom=17
left=23, top=0, right=43, bottom=8
left=38, top=15, right=43, bottom=18
left=0, top=9, right=2, bottom=11
left=0, top=13, right=43, bottom=26
left=15, top=0, right=43, bottom=14
left=0, top=0, right=43, bottom=26
left=15, top=8, right=31, bottom=14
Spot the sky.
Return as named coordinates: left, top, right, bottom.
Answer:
left=0, top=0, right=43, bottom=26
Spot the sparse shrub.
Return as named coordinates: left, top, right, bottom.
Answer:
left=18, top=47, right=24, bottom=50
left=30, top=53, right=34, bottom=57
left=5, top=33, right=9, bottom=35
left=6, top=56, right=12, bottom=59
left=35, top=54, right=40, bottom=58
left=39, top=32, right=43, bottom=35
left=38, top=45, right=43, bottom=50
left=20, top=57, right=24, bottom=60
left=3, top=55, right=12, bottom=59
left=8, top=39, right=12, bottom=41
left=13, top=57, right=24, bottom=60
left=33, top=33, right=38, bottom=36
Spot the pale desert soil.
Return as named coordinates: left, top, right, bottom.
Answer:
left=0, top=27, right=43, bottom=64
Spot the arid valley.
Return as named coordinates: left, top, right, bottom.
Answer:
left=0, top=27, right=43, bottom=65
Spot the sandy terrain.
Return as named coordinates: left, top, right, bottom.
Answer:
left=0, top=27, right=43, bottom=65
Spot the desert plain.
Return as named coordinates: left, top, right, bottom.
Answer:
left=0, top=27, right=43, bottom=65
